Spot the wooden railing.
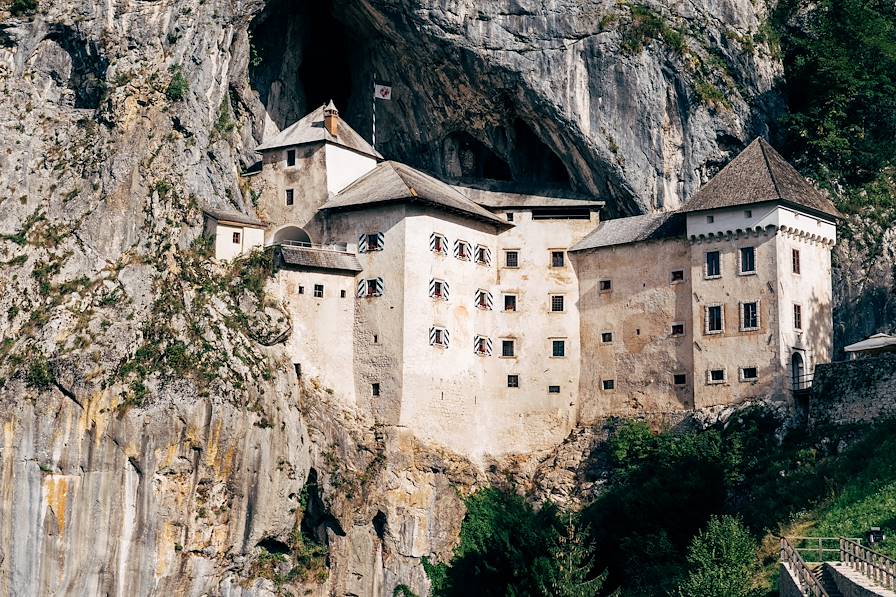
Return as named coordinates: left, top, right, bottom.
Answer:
left=781, top=537, right=829, bottom=597
left=840, top=537, right=896, bottom=590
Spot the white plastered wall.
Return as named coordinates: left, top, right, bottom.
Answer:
left=324, top=143, right=378, bottom=194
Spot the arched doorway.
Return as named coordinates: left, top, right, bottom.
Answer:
left=273, top=225, right=311, bottom=246
left=791, top=352, right=805, bottom=391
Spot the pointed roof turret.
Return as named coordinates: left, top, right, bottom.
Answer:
left=255, top=104, right=382, bottom=159
left=682, top=138, right=841, bottom=220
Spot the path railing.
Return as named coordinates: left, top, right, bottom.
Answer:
left=272, top=240, right=351, bottom=253
left=840, top=537, right=896, bottom=590
left=792, top=372, right=814, bottom=392
left=781, top=537, right=829, bottom=597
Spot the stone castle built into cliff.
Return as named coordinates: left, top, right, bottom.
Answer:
left=206, top=102, right=840, bottom=458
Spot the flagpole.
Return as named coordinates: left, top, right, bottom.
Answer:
left=372, top=75, right=377, bottom=150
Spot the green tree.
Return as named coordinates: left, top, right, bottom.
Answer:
left=676, top=515, right=758, bottom=597
left=539, top=514, right=607, bottom=597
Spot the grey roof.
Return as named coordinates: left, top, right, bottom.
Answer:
left=682, top=138, right=841, bottom=219
left=321, top=161, right=510, bottom=226
left=570, top=212, right=685, bottom=251
left=203, top=207, right=266, bottom=228
left=255, top=104, right=383, bottom=159
left=457, top=187, right=604, bottom=210
left=844, top=333, right=896, bottom=353
left=279, top=246, right=362, bottom=273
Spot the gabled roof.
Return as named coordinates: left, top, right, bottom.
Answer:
left=569, top=212, right=685, bottom=252
left=681, top=138, right=841, bottom=220
left=255, top=104, right=383, bottom=159
left=279, top=246, right=363, bottom=273
left=321, top=161, right=510, bottom=226
left=203, top=207, right=266, bottom=228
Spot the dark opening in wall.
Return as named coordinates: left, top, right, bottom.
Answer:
left=441, top=131, right=512, bottom=181
left=249, top=0, right=355, bottom=129
left=45, top=24, right=108, bottom=109
left=256, top=537, right=291, bottom=555
left=372, top=510, right=387, bottom=541
left=511, top=119, right=570, bottom=186
left=300, top=468, right=345, bottom=546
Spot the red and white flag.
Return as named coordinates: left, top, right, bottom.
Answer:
left=374, top=82, right=392, bottom=100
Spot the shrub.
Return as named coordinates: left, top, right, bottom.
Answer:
left=25, top=355, right=53, bottom=390
left=166, top=65, right=189, bottom=101
left=676, top=515, right=758, bottom=597
left=9, top=0, right=37, bottom=16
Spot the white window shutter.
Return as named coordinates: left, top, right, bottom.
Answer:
left=486, top=337, right=493, bottom=355
left=357, top=279, right=367, bottom=298
left=443, top=328, right=450, bottom=348
left=375, top=232, right=385, bottom=250
left=484, top=247, right=492, bottom=265
left=358, top=234, right=368, bottom=253
left=443, top=280, right=450, bottom=300
left=375, top=277, right=384, bottom=296
left=429, top=233, right=437, bottom=252
left=429, top=278, right=436, bottom=298
left=429, top=327, right=437, bottom=345
left=486, top=291, right=493, bottom=310
left=453, top=239, right=460, bottom=258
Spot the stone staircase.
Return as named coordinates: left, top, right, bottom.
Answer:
left=811, top=564, right=843, bottom=597
left=781, top=536, right=896, bottom=597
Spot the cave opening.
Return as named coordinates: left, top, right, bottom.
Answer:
left=249, top=0, right=355, bottom=129
left=300, top=468, right=346, bottom=547
left=511, top=119, right=571, bottom=187
left=441, top=131, right=512, bottom=181
left=46, top=24, right=108, bottom=109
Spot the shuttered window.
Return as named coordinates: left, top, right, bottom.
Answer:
left=357, top=278, right=384, bottom=298
left=429, top=326, right=450, bottom=348
left=430, top=233, right=447, bottom=254
left=474, top=245, right=491, bottom=265
left=475, top=289, right=493, bottom=310
left=358, top=232, right=385, bottom=253
left=454, top=239, right=471, bottom=260
left=474, top=335, right=493, bottom=356
left=429, top=279, right=450, bottom=300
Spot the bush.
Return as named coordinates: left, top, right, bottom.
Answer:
left=166, top=65, right=189, bottom=101
left=676, top=515, right=758, bottom=597
left=25, top=355, right=53, bottom=390
left=9, top=0, right=37, bottom=16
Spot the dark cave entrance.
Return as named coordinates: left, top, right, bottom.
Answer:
left=249, top=0, right=355, bottom=128
left=442, top=131, right=512, bottom=181
left=510, top=119, right=571, bottom=187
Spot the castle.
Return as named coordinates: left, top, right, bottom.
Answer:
left=206, top=102, right=840, bottom=458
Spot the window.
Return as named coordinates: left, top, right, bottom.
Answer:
left=671, top=323, right=685, bottom=336
left=294, top=363, right=302, bottom=378
left=504, top=294, right=517, bottom=311
left=552, top=340, right=566, bottom=358
left=705, top=251, right=721, bottom=278
left=670, top=270, right=684, bottom=283
left=744, top=209, right=752, bottom=218
left=429, top=279, right=449, bottom=300
left=793, top=304, right=802, bottom=331
left=740, top=367, right=758, bottom=381
left=706, top=215, right=715, bottom=223
left=507, top=375, right=519, bottom=388
left=504, top=250, right=519, bottom=268
left=454, top=240, right=471, bottom=260
left=501, top=340, right=515, bottom=357
left=506, top=212, right=514, bottom=222
left=599, top=279, right=612, bottom=292
left=550, top=295, right=565, bottom=312
left=358, top=232, right=384, bottom=252
left=601, top=332, right=613, bottom=343
left=602, top=379, right=615, bottom=391
left=371, top=383, right=380, bottom=396
left=285, top=189, right=294, bottom=206
left=232, top=231, right=241, bottom=244
left=740, top=247, right=756, bottom=274
left=373, top=334, right=379, bottom=344
left=740, top=301, right=759, bottom=330
left=475, top=289, right=493, bottom=310
left=706, top=305, right=723, bottom=333
left=474, top=245, right=491, bottom=265
left=430, top=233, right=447, bottom=254
left=792, top=249, right=801, bottom=274
left=340, top=290, right=346, bottom=298
left=474, top=335, right=492, bottom=356
left=548, top=385, right=561, bottom=394
left=286, top=149, right=296, bottom=167
left=707, top=369, right=727, bottom=384
left=551, top=251, right=565, bottom=268
left=429, top=326, right=449, bottom=348
left=298, top=285, right=304, bottom=295
left=358, top=278, right=384, bottom=298
left=673, top=373, right=687, bottom=386
left=313, top=284, right=324, bottom=298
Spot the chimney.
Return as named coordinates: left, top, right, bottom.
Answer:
left=323, top=100, right=339, bottom=136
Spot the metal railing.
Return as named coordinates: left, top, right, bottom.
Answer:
left=781, top=537, right=829, bottom=596
left=271, top=240, right=351, bottom=253
left=792, top=372, right=814, bottom=392
left=840, top=537, right=896, bottom=590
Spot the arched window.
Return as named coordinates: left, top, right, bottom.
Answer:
left=273, top=226, right=311, bottom=246
left=791, top=352, right=805, bottom=391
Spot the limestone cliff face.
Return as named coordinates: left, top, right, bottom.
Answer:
left=0, top=0, right=805, bottom=594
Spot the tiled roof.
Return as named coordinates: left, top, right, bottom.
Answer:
left=569, top=212, right=685, bottom=251
left=458, top=186, right=604, bottom=209
left=278, top=246, right=363, bottom=273
left=203, top=207, right=266, bottom=228
left=255, top=104, right=383, bottom=159
left=681, top=138, right=840, bottom=219
left=321, top=161, right=510, bottom=226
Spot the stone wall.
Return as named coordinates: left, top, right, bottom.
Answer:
left=809, top=356, right=896, bottom=426
left=779, top=564, right=806, bottom=597
left=825, top=563, right=896, bottom=597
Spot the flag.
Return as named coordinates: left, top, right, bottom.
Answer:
left=374, top=82, right=392, bottom=100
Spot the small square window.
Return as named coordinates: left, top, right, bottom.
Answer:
left=671, top=323, right=685, bottom=336
left=552, top=340, right=566, bottom=358
left=670, top=270, right=684, bottom=283
left=707, top=215, right=715, bottom=224
left=792, top=249, right=801, bottom=274
left=298, top=285, right=304, bottom=295
left=474, top=245, right=490, bottom=265
left=602, top=379, right=615, bottom=391
left=744, top=209, right=752, bottom=218
left=551, top=295, right=565, bottom=312
left=285, top=189, right=294, bottom=206
left=431, top=234, right=447, bottom=254
left=372, top=383, right=380, bottom=396
left=507, top=374, right=519, bottom=388
left=740, top=247, right=756, bottom=274
left=740, top=367, right=758, bottom=381
left=601, top=332, right=613, bottom=343
left=340, top=289, right=346, bottom=298
left=551, top=251, right=565, bottom=268
left=313, top=284, right=324, bottom=298
left=506, top=212, right=514, bottom=222
left=504, top=295, right=517, bottom=311
left=505, top=250, right=519, bottom=268
left=456, top=241, right=470, bottom=260
left=705, top=251, right=721, bottom=278
left=502, top=340, right=515, bottom=357
left=673, top=373, right=687, bottom=386
left=708, top=369, right=726, bottom=384
left=548, top=385, right=561, bottom=394
left=286, top=149, right=296, bottom=167
left=367, top=233, right=382, bottom=251
left=599, top=279, right=612, bottom=292
left=232, top=231, right=241, bottom=244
